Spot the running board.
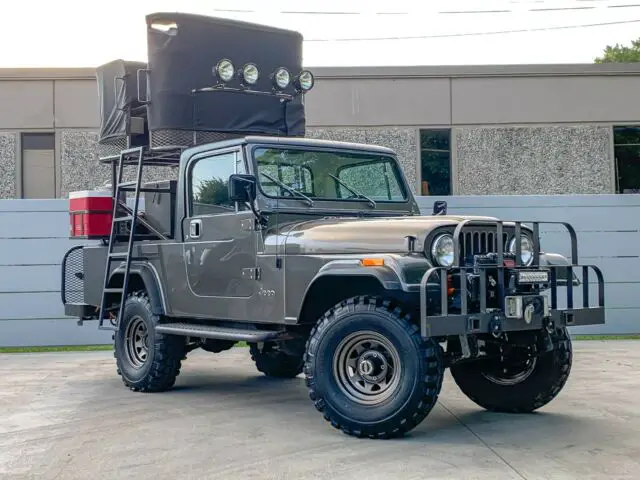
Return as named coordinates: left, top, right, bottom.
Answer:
left=155, top=323, right=286, bottom=342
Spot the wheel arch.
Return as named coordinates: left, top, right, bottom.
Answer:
left=107, top=262, right=166, bottom=315
left=296, top=263, right=413, bottom=325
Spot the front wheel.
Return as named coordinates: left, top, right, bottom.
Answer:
left=304, top=296, right=445, bottom=439
left=450, top=327, right=572, bottom=413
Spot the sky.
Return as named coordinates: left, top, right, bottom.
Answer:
left=1, top=0, right=640, bottom=68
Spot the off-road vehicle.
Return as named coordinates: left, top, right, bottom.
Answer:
left=61, top=12, right=605, bottom=439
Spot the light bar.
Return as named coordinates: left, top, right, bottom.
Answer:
left=517, top=270, right=550, bottom=284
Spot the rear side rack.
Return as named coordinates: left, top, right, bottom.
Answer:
left=419, top=219, right=606, bottom=338
left=95, top=146, right=181, bottom=331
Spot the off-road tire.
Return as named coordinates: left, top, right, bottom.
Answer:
left=113, top=291, right=186, bottom=392
left=249, top=342, right=304, bottom=378
left=450, top=327, right=572, bottom=413
left=304, top=295, right=445, bottom=439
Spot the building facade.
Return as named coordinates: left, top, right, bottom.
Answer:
left=1, top=63, right=639, bottom=200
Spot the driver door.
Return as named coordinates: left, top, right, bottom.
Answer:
left=180, top=148, right=258, bottom=319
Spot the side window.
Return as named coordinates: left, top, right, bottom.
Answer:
left=190, top=151, right=245, bottom=216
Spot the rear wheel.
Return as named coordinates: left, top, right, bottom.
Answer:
left=304, top=295, right=444, bottom=439
left=450, top=327, right=572, bottom=413
left=114, top=291, right=186, bottom=392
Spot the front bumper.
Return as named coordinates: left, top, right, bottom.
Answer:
left=418, top=219, right=606, bottom=338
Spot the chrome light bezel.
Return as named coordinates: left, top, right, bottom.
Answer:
left=430, top=233, right=455, bottom=267
left=508, top=234, right=535, bottom=266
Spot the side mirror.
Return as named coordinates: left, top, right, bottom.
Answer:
left=228, top=174, right=257, bottom=203
left=433, top=200, right=447, bottom=216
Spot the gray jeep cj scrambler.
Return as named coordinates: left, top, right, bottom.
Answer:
left=61, top=12, right=605, bottom=438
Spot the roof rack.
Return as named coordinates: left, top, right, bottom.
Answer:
left=98, top=145, right=185, bottom=167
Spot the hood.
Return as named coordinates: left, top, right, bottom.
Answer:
left=273, top=214, right=505, bottom=255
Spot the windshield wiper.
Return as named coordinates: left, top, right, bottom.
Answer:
left=259, top=171, right=314, bottom=207
left=328, top=174, right=376, bottom=208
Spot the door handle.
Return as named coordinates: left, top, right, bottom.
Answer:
left=190, top=219, right=202, bottom=239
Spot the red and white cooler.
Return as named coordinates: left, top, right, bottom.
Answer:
left=68, top=190, right=114, bottom=239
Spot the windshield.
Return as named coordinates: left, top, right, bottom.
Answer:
left=252, top=146, right=408, bottom=204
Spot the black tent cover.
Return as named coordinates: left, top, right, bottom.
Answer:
left=96, top=59, right=147, bottom=144
left=96, top=12, right=307, bottom=145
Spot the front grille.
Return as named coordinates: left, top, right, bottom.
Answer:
left=459, top=230, right=510, bottom=265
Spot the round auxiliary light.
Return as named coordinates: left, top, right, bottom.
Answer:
left=272, top=67, right=291, bottom=89
left=295, top=70, right=315, bottom=92
left=214, top=59, right=235, bottom=83
left=508, top=234, right=534, bottom=266
left=431, top=233, right=455, bottom=267
left=241, top=63, right=259, bottom=85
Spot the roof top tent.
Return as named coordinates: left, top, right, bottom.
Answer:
left=95, top=11, right=312, bottom=162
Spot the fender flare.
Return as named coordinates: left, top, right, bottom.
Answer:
left=312, top=259, right=403, bottom=290
left=108, top=262, right=167, bottom=315
left=293, top=259, right=407, bottom=322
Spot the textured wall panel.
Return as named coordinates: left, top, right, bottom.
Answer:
left=0, top=132, right=16, bottom=198
left=455, top=126, right=612, bottom=195
left=59, top=130, right=178, bottom=197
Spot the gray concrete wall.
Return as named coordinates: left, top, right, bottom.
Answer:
left=0, top=194, right=638, bottom=347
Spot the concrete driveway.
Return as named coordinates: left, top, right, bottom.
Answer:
left=1, top=341, right=639, bottom=479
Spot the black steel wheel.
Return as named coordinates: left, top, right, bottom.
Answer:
left=332, top=330, right=402, bottom=405
left=113, top=291, right=186, bottom=392
left=304, top=295, right=444, bottom=439
left=450, top=327, right=572, bottom=413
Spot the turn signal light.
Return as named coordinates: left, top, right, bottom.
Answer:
left=361, top=258, right=384, bottom=267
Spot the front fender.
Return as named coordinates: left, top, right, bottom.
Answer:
left=312, top=258, right=403, bottom=291
left=539, top=252, right=580, bottom=286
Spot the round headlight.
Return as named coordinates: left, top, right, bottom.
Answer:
left=215, top=59, right=235, bottom=83
left=272, top=67, right=290, bottom=89
left=508, top=234, right=534, bottom=266
left=294, top=70, right=314, bottom=91
left=241, top=63, right=259, bottom=85
left=431, top=233, right=455, bottom=267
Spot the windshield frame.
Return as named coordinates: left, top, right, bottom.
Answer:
left=247, top=142, right=412, bottom=208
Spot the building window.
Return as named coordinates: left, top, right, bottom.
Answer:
left=613, top=126, right=640, bottom=194
left=21, top=132, right=56, bottom=199
left=419, top=129, right=451, bottom=196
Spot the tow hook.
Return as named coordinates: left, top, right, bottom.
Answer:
left=489, top=315, right=503, bottom=338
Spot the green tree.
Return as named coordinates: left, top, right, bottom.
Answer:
left=594, top=38, right=640, bottom=63
left=195, top=178, right=232, bottom=208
